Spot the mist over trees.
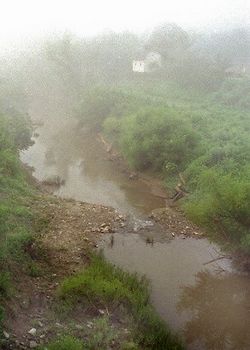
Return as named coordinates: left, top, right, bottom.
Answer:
left=9, top=23, right=248, bottom=101
left=0, top=22, right=249, bottom=252
left=2, top=22, right=248, bottom=108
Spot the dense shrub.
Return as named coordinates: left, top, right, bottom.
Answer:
left=184, top=167, right=250, bottom=250
left=117, top=108, right=200, bottom=172
left=76, top=87, right=147, bottom=130
left=213, top=78, right=250, bottom=109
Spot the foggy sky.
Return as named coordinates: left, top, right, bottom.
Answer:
left=0, top=0, right=249, bottom=50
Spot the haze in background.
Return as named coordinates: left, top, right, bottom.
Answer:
left=0, top=0, right=249, bottom=52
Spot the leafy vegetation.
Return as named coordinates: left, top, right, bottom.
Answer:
left=0, top=21, right=249, bottom=346
left=57, top=253, right=183, bottom=350
left=117, top=108, right=200, bottom=171
left=76, top=78, right=250, bottom=252
left=40, top=335, right=84, bottom=350
left=0, top=110, right=37, bottom=335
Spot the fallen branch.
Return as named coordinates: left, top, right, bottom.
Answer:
left=203, top=255, right=230, bottom=265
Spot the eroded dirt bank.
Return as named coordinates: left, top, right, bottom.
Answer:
left=3, top=195, right=129, bottom=349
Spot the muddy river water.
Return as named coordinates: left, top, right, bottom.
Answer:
left=21, top=121, right=250, bottom=350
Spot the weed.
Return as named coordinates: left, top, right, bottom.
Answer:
left=27, top=261, right=43, bottom=278
left=40, top=335, right=84, bottom=350
left=86, top=316, right=117, bottom=349
left=0, top=272, right=11, bottom=298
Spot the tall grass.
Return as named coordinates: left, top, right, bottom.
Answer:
left=40, top=336, right=84, bottom=350
left=0, top=112, right=37, bottom=335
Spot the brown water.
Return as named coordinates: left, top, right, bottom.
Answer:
left=21, top=121, right=250, bottom=350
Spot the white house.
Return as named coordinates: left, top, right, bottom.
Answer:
left=132, top=52, right=161, bottom=73
left=132, top=60, right=145, bottom=73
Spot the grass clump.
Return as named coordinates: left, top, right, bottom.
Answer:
left=40, top=335, right=84, bottom=350
left=58, top=253, right=184, bottom=350
left=58, top=253, right=149, bottom=306
left=85, top=316, right=118, bottom=349
left=42, top=316, right=123, bottom=350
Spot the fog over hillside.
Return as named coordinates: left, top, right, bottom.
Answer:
left=0, top=1, right=250, bottom=350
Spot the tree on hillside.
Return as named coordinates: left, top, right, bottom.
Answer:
left=145, top=23, right=191, bottom=60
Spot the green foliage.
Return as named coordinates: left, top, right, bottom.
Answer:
left=77, top=87, right=147, bottom=130
left=42, top=335, right=84, bottom=350
left=0, top=111, right=37, bottom=298
left=97, top=81, right=250, bottom=252
left=27, top=261, right=43, bottom=278
left=184, top=168, right=250, bottom=250
left=213, top=78, right=250, bottom=109
left=118, top=108, right=200, bottom=172
left=85, top=316, right=117, bottom=350
left=58, top=253, right=149, bottom=306
left=0, top=272, right=11, bottom=298
left=121, top=342, right=139, bottom=350
left=58, top=254, right=183, bottom=350
left=171, top=53, right=225, bottom=91
left=146, top=23, right=191, bottom=59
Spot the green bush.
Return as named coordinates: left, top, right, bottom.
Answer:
left=213, top=78, right=250, bottom=109
left=42, top=336, right=84, bottom=350
left=76, top=87, right=144, bottom=130
left=184, top=167, right=250, bottom=250
left=118, top=108, right=200, bottom=172
left=85, top=316, right=117, bottom=350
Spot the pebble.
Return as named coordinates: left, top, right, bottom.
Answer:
left=30, top=340, right=38, bottom=348
left=3, top=330, right=10, bottom=339
left=28, top=328, right=37, bottom=336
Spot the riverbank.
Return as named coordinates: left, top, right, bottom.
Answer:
left=97, top=131, right=250, bottom=273
left=16, top=119, right=250, bottom=350
left=0, top=113, right=184, bottom=349
left=76, top=84, right=250, bottom=255
left=2, top=188, right=183, bottom=350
